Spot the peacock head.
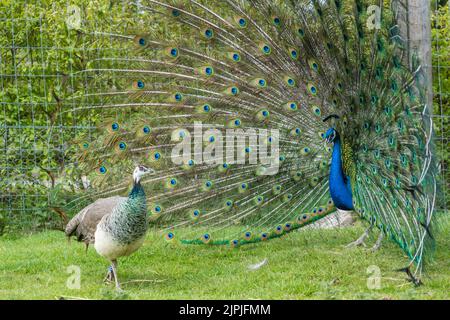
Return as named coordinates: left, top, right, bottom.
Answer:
left=324, top=127, right=339, bottom=144
left=323, top=114, right=340, bottom=144
left=133, top=165, right=155, bottom=183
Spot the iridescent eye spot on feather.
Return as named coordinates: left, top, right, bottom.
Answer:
left=260, top=109, right=269, bottom=118
left=166, top=47, right=179, bottom=59
left=275, top=225, right=283, bottom=234
left=308, top=83, right=317, bottom=95
left=82, top=142, right=89, bottom=149
left=225, top=86, right=240, bottom=96
left=371, top=95, right=378, bottom=104
left=298, top=28, right=305, bottom=37
left=375, top=123, right=382, bottom=134
left=231, top=239, right=239, bottom=248
left=133, top=80, right=145, bottom=89
left=174, top=92, right=183, bottom=102
left=171, top=9, right=180, bottom=17
left=138, top=37, right=146, bottom=46
left=165, top=232, right=174, bottom=241
left=254, top=195, right=264, bottom=205
left=154, top=205, right=162, bottom=213
left=284, top=102, right=298, bottom=112
left=312, top=106, right=322, bottom=117
left=290, top=49, right=298, bottom=60
left=111, top=122, right=119, bottom=131
left=118, top=141, right=127, bottom=151
left=202, top=180, right=213, bottom=191
left=191, top=209, right=200, bottom=219
left=384, top=106, right=392, bottom=116
left=388, top=135, right=395, bottom=146
left=236, top=17, right=247, bottom=28
left=400, top=154, right=408, bottom=167
left=273, top=184, right=282, bottom=194
left=284, top=223, right=292, bottom=231
left=291, top=127, right=301, bottom=136
left=301, top=147, right=310, bottom=155
left=374, top=149, right=381, bottom=159
left=154, top=152, right=161, bottom=160
left=273, top=17, right=281, bottom=26
left=201, top=233, right=211, bottom=243
left=98, top=166, right=107, bottom=175
left=204, top=66, right=214, bottom=76
left=391, top=80, right=398, bottom=92
left=309, top=60, right=319, bottom=72
left=244, top=232, right=252, bottom=240
left=232, top=53, right=240, bottom=61
left=286, top=77, right=295, bottom=86
left=203, top=29, right=214, bottom=39
left=143, top=125, right=151, bottom=134
left=260, top=44, right=271, bottom=55
left=261, top=233, right=268, bottom=240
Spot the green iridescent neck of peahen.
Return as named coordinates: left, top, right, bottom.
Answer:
left=129, top=181, right=146, bottom=199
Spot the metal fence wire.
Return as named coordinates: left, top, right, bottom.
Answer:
left=0, top=0, right=448, bottom=234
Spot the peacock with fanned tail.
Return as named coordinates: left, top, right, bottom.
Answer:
left=65, top=0, right=437, bottom=284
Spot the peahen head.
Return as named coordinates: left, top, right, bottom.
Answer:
left=133, top=165, right=155, bottom=183
left=324, top=128, right=339, bottom=144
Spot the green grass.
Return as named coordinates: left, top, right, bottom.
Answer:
left=0, top=217, right=449, bottom=300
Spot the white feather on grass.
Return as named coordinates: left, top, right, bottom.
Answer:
left=247, top=258, right=268, bottom=271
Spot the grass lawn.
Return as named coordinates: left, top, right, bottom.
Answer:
left=0, top=217, right=448, bottom=300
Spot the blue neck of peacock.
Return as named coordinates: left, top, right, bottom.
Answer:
left=329, top=137, right=354, bottom=211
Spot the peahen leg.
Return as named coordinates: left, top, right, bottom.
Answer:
left=110, top=259, right=122, bottom=291
left=346, top=225, right=372, bottom=248
left=103, top=265, right=114, bottom=283
left=370, top=232, right=384, bottom=252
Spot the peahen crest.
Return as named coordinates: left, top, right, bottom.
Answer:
left=65, top=0, right=437, bottom=281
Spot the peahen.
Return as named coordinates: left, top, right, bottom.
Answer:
left=65, top=165, right=155, bottom=289
left=67, top=0, right=437, bottom=285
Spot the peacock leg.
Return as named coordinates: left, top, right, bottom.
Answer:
left=110, top=259, right=122, bottom=290
left=370, top=232, right=384, bottom=252
left=103, top=265, right=114, bottom=283
left=346, top=225, right=372, bottom=248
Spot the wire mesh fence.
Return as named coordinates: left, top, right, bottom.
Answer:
left=0, top=0, right=448, bottom=235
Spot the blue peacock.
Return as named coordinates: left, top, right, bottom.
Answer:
left=64, top=0, right=437, bottom=285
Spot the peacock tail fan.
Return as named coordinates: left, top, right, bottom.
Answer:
left=63, top=0, right=437, bottom=278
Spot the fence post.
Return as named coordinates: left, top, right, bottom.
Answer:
left=407, top=0, right=434, bottom=109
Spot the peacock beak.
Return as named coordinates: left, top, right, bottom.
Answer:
left=145, top=167, right=155, bottom=175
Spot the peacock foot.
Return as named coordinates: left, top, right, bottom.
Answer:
left=370, top=232, right=384, bottom=252
left=346, top=226, right=371, bottom=248
left=103, top=266, right=115, bottom=283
